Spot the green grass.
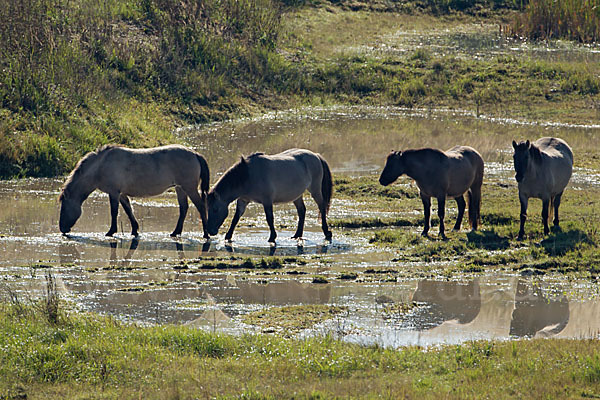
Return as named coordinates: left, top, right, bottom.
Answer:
left=334, top=176, right=600, bottom=275
left=2, top=0, right=600, bottom=178
left=243, top=304, right=346, bottom=334
left=2, top=303, right=600, bottom=398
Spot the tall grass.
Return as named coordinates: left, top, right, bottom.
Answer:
left=0, top=0, right=284, bottom=178
left=511, top=0, right=600, bottom=43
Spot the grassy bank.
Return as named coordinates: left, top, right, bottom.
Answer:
left=1, top=0, right=599, bottom=179
left=331, top=175, right=600, bottom=276
left=1, top=303, right=600, bottom=399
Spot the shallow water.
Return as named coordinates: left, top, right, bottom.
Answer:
left=361, top=23, right=600, bottom=64
left=2, top=107, right=600, bottom=347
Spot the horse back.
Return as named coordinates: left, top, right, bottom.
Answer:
left=245, top=149, right=322, bottom=203
left=444, top=146, right=484, bottom=197
left=534, top=137, right=573, bottom=194
left=97, top=145, right=203, bottom=196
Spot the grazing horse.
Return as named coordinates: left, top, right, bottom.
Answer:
left=512, top=137, right=573, bottom=240
left=59, top=144, right=210, bottom=238
left=206, top=149, right=333, bottom=243
left=379, top=146, right=484, bottom=239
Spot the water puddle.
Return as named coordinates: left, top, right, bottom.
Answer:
left=1, top=107, right=599, bottom=347
left=361, top=23, right=600, bottom=63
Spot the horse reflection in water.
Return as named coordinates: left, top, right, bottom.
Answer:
left=409, top=279, right=570, bottom=339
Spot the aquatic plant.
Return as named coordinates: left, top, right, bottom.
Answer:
left=511, top=0, right=600, bottom=43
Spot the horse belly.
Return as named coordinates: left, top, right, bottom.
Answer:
left=120, top=174, right=175, bottom=197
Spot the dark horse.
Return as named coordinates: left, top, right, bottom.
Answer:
left=59, top=144, right=210, bottom=237
left=512, top=137, right=573, bottom=240
left=379, top=146, right=484, bottom=239
left=206, top=149, right=333, bottom=243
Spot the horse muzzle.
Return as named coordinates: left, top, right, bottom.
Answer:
left=379, top=176, right=392, bottom=186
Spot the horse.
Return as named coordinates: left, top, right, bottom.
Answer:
left=205, top=149, right=333, bottom=243
left=379, top=146, right=484, bottom=240
left=59, top=144, right=210, bottom=238
left=512, top=137, right=573, bottom=240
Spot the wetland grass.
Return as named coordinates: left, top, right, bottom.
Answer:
left=336, top=175, right=600, bottom=275
left=2, top=0, right=600, bottom=178
left=2, top=303, right=600, bottom=398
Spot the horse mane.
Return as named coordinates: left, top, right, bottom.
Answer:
left=59, top=145, right=118, bottom=200
left=213, top=156, right=250, bottom=195
left=529, top=143, right=543, bottom=164
left=404, top=148, right=446, bottom=160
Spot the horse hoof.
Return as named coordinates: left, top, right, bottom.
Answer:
left=106, top=232, right=115, bottom=237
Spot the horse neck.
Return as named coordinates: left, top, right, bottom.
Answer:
left=214, top=176, right=245, bottom=204
left=402, top=151, right=429, bottom=182
left=64, top=159, right=100, bottom=202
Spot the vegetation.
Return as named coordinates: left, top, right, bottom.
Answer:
left=334, top=176, right=600, bottom=275
left=511, top=0, right=600, bottom=43
left=243, top=304, right=346, bottom=334
left=2, top=303, right=600, bottom=399
left=1, top=0, right=599, bottom=178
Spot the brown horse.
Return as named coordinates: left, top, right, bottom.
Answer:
left=59, top=144, right=210, bottom=237
left=379, top=146, right=484, bottom=239
left=206, top=149, right=333, bottom=243
left=512, top=137, right=573, bottom=240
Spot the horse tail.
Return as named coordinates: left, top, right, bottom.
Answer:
left=197, top=154, right=210, bottom=195
left=318, top=155, right=333, bottom=216
left=468, top=157, right=484, bottom=230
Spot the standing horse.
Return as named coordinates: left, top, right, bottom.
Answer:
left=379, top=146, right=484, bottom=240
left=512, top=137, right=573, bottom=240
left=59, top=144, right=210, bottom=238
left=206, top=149, right=333, bottom=243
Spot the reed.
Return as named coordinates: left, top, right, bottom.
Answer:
left=511, top=0, right=600, bottom=43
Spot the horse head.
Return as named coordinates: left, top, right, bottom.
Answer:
left=379, top=150, right=404, bottom=186
left=512, top=140, right=531, bottom=183
left=206, top=191, right=229, bottom=236
left=58, top=191, right=82, bottom=234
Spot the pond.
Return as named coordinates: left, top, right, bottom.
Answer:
left=1, top=106, right=599, bottom=347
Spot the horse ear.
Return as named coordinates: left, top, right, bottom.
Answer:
left=240, top=156, right=246, bottom=164
left=525, top=140, right=530, bottom=148
left=512, top=140, right=517, bottom=149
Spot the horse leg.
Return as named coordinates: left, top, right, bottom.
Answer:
left=453, top=195, right=466, bottom=231
left=541, top=198, right=550, bottom=236
left=183, top=187, right=209, bottom=239
left=171, top=187, right=189, bottom=237
left=437, top=196, right=447, bottom=240
left=292, top=197, right=306, bottom=239
left=106, top=193, right=120, bottom=237
left=309, top=191, right=332, bottom=241
left=119, top=195, right=139, bottom=237
left=225, top=199, right=248, bottom=241
left=263, top=203, right=277, bottom=243
left=420, top=193, right=431, bottom=237
left=553, top=191, right=563, bottom=229
left=517, top=193, right=528, bottom=241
